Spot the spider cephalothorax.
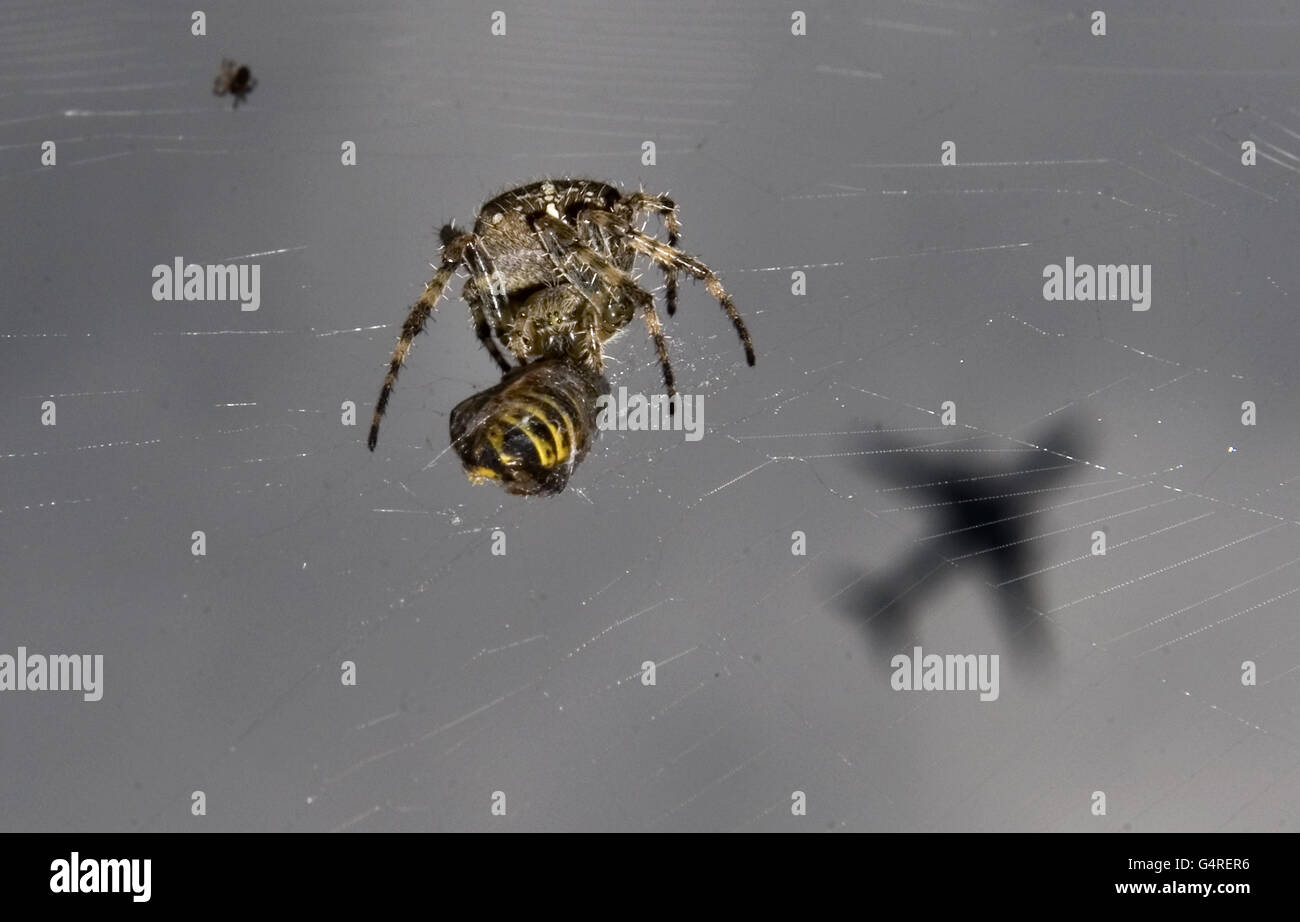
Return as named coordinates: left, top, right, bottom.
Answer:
left=368, top=178, right=756, bottom=492
left=212, top=58, right=256, bottom=107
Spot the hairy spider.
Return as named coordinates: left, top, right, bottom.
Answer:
left=212, top=58, right=256, bottom=107
left=367, top=178, right=756, bottom=462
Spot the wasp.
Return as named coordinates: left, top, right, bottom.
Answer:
left=448, top=358, right=608, bottom=496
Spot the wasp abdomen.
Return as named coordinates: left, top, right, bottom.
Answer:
left=449, top=359, right=608, bottom=496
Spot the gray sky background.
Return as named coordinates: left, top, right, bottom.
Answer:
left=2, top=0, right=1299, bottom=831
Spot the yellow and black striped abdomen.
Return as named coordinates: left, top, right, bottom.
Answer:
left=449, top=358, right=608, bottom=496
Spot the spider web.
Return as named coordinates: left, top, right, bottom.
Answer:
left=3, top=0, right=1300, bottom=831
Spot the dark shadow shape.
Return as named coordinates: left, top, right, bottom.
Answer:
left=829, top=414, right=1097, bottom=668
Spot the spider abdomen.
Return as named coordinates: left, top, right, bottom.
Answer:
left=478, top=178, right=622, bottom=224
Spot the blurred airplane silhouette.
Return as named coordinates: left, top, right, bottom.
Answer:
left=830, top=414, right=1096, bottom=665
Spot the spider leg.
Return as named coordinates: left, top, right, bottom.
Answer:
left=527, top=225, right=613, bottom=373
left=459, top=240, right=514, bottom=372
left=461, top=237, right=509, bottom=329
left=530, top=213, right=677, bottom=406
left=467, top=292, right=513, bottom=373
left=637, top=284, right=675, bottom=403
left=529, top=213, right=648, bottom=308
left=620, top=192, right=681, bottom=316
left=580, top=210, right=755, bottom=366
left=534, top=217, right=604, bottom=304
left=368, top=234, right=471, bottom=451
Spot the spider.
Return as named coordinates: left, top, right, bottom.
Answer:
left=367, top=179, right=756, bottom=473
left=212, top=58, right=256, bottom=107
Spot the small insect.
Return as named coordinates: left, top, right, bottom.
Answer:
left=450, top=358, right=608, bottom=496
left=212, top=58, right=256, bottom=107
left=368, top=178, right=756, bottom=494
